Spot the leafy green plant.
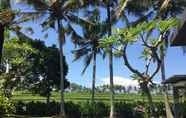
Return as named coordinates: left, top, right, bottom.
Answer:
left=115, top=102, right=135, bottom=118
left=65, top=102, right=81, bottom=118
left=100, top=18, right=179, bottom=48
left=0, top=95, right=15, bottom=116
left=79, top=101, right=109, bottom=117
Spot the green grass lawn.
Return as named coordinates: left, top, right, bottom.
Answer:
left=11, top=91, right=168, bottom=103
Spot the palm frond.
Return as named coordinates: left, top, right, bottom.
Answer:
left=125, top=0, right=153, bottom=16
left=130, top=11, right=154, bottom=27
left=66, top=13, right=95, bottom=26
left=82, top=53, right=93, bottom=75
left=120, top=13, right=130, bottom=27
left=11, top=11, right=47, bottom=26
left=18, top=0, right=49, bottom=11
left=62, top=0, right=82, bottom=11
left=71, top=30, right=83, bottom=45
left=16, top=31, right=33, bottom=41
left=66, top=23, right=83, bottom=45
left=72, top=47, right=91, bottom=62
left=41, top=17, right=56, bottom=31
left=115, top=0, right=130, bottom=18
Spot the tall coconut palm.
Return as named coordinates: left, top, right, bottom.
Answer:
left=0, top=0, right=35, bottom=63
left=0, top=0, right=13, bottom=63
left=106, top=0, right=156, bottom=117
left=79, top=1, right=153, bottom=117
left=18, top=0, right=92, bottom=117
left=72, top=7, right=107, bottom=103
left=106, top=1, right=132, bottom=117
left=72, top=2, right=128, bottom=117
left=106, top=2, right=115, bottom=117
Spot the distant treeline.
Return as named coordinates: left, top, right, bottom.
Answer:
left=67, top=83, right=172, bottom=95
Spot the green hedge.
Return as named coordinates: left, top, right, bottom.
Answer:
left=15, top=101, right=81, bottom=117
left=14, top=101, right=169, bottom=118
left=1, top=96, right=185, bottom=118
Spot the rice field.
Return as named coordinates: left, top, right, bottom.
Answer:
left=11, top=91, right=168, bottom=103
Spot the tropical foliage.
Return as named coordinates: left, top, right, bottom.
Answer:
left=0, top=0, right=186, bottom=118
left=0, top=95, right=15, bottom=116
left=100, top=18, right=179, bottom=117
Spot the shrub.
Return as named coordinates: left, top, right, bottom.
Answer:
left=65, top=102, right=81, bottom=118
left=79, top=101, right=109, bottom=117
left=0, top=95, right=15, bottom=116
left=15, top=101, right=81, bottom=117
left=94, top=102, right=109, bottom=116
left=115, top=102, right=134, bottom=118
left=15, top=101, right=59, bottom=116
left=154, top=102, right=166, bottom=116
left=26, top=101, right=47, bottom=116
left=15, top=101, right=26, bottom=115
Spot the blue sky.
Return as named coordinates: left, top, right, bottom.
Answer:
left=13, top=2, right=186, bottom=87
left=20, top=20, right=186, bottom=87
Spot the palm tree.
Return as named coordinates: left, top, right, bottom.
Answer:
left=73, top=1, right=152, bottom=117
left=18, top=0, right=92, bottom=117
left=106, top=1, right=132, bottom=117
left=106, top=2, right=115, bottom=117
left=0, top=18, right=5, bottom=63
left=0, top=0, right=13, bottom=63
left=0, top=1, right=35, bottom=63
left=72, top=8, right=106, bottom=103
left=106, top=0, right=155, bottom=117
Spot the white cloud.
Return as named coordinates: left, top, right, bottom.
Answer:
left=97, top=76, right=139, bottom=87
left=15, top=0, right=21, bottom=3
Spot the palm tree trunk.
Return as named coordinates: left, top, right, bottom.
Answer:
left=107, top=2, right=115, bottom=118
left=160, top=52, right=165, bottom=82
left=109, top=42, right=115, bottom=118
left=57, top=19, right=66, bottom=118
left=160, top=51, right=174, bottom=118
left=91, top=50, right=96, bottom=103
left=0, top=23, right=5, bottom=63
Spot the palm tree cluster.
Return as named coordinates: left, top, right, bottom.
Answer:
left=1, top=0, right=186, bottom=118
